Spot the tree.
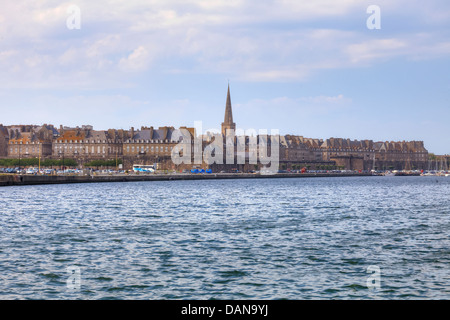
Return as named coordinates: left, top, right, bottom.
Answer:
left=85, top=159, right=123, bottom=168
left=0, top=158, right=77, bottom=167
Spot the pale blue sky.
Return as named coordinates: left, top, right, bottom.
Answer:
left=0, top=1, right=449, bottom=154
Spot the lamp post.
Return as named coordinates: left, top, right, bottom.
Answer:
left=38, top=142, right=41, bottom=173
left=59, top=149, right=65, bottom=174
left=18, top=144, right=21, bottom=172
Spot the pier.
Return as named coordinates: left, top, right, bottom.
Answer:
left=0, top=172, right=373, bottom=187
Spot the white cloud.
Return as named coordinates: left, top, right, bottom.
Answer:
left=0, top=0, right=449, bottom=87
left=119, top=46, right=152, bottom=72
left=345, top=38, right=408, bottom=64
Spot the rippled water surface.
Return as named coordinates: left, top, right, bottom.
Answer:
left=0, top=176, right=449, bottom=299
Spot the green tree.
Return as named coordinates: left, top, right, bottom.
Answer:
left=0, top=158, right=77, bottom=167
left=85, top=159, right=123, bottom=168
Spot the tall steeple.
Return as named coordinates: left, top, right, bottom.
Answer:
left=221, top=83, right=236, bottom=136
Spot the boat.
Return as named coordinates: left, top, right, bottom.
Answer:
left=371, top=170, right=383, bottom=176
left=383, top=171, right=395, bottom=177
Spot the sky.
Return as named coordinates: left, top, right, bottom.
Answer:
left=0, top=0, right=449, bottom=154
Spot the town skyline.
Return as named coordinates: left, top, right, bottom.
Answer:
left=1, top=1, right=449, bottom=154
left=0, top=85, right=435, bottom=174
left=0, top=119, right=441, bottom=155
left=0, top=81, right=446, bottom=155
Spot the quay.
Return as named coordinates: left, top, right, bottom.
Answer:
left=0, top=172, right=373, bottom=187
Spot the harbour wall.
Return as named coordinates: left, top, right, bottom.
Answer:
left=0, top=172, right=373, bottom=187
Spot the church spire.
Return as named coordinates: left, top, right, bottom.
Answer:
left=224, top=83, right=233, bottom=124
left=222, top=83, right=236, bottom=136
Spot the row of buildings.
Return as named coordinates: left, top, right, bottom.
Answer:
left=0, top=86, right=439, bottom=171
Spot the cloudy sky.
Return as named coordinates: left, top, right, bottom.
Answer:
left=1, top=1, right=449, bottom=153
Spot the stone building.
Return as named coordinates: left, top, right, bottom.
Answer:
left=279, top=135, right=326, bottom=169
left=6, top=125, right=55, bottom=159
left=373, top=140, right=428, bottom=170
left=319, top=138, right=374, bottom=171
left=278, top=135, right=429, bottom=171
left=123, top=126, right=196, bottom=170
left=0, top=125, right=9, bottom=157
left=52, top=125, right=125, bottom=166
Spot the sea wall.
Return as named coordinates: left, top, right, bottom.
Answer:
left=0, top=172, right=372, bottom=187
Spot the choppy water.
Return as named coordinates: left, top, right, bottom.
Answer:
left=0, top=176, right=449, bottom=300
